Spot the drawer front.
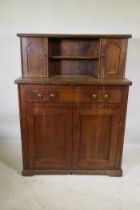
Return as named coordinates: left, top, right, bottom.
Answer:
left=25, top=88, right=59, bottom=103
left=79, top=87, right=100, bottom=103
left=22, top=85, right=122, bottom=104
left=79, top=87, right=122, bottom=104
left=23, top=85, right=78, bottom=104
left=102, top=88, right=122, bottom=104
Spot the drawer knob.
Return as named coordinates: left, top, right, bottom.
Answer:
left=37, top=93, right=42, bottom=97
left=101, top=52, right=105, bottom=57
left=50, top=93, right=55, bottom=98
left=92, top=94, right=97, bottom=99
left=104, top=94, right=108, bottom=98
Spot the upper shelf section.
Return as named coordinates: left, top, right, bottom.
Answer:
left=18, top=34, right=132, bottom=79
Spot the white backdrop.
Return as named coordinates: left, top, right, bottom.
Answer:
left=0, top=0, right=139, bottom=144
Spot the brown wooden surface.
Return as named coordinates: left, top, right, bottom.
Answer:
left=20, top=85, right=73, bottom=169
left=46, top=38, right=99, bottom=77
left=18, top=84, right=130, bottom=174
left=15, top=76, right=132, bottom=86
left=48, top=38, right=99, bottom=57
left=26, top=105, right=72, bottom=169
left=22, top=169, right=122, bottom=176
left=49, top=56, right=98, bottom=59
left=73, top=106, right=120, bottom=169
left=16, top=34, right=132, bottom=176
left=78, top=86, right=122, bottom=104
left=22, top=85, right=124, bottom=105
left=21, top=37, right=48, bottom=77
left=19, top=35, right=131, bottom=79
left=17, top=33, right=132, bottom=38
left=100, top=39, right=128, bottom=78
left=49, top=60, right=98, bottom=77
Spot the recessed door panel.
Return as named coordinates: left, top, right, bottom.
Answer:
left=21, top=37, right=48, bottom=77
left=100, top=39, right=127, bottom=78
left=73, top=106, right=120, bottom=169
left=26, top=105, right=72, bottom=169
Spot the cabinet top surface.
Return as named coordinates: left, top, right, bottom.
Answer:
left=17, top=33, right=132, bottom=38
left=15, top=76, right=132, bottom=86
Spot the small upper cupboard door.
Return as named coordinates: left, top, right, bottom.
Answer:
left=99, top=38, right=128, bottom=78
left=73, top=106, right=120, bottom=169
left=21, top=37, right=48, bottom=77
left=26, top=105, right=72, bottom=169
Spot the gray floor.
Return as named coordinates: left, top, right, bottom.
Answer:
left=0, top=141, right=140, bottom=210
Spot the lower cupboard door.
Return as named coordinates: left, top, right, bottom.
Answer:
left=72, top=106, right=120, bottom=169
left=26, top=105, right=72, bottom=169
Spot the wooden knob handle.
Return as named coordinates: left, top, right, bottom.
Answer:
left=37, top=93, right=42, bottom=97
left=92, top=94, right=97, bottom=99
left=50, top=93, right=55, bottom=98
left=104, top=94, right=108, bottom=98
left=101, top=52, right=105, bottom=57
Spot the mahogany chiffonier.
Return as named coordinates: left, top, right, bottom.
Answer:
left=15, top=34, right=132, bottom=176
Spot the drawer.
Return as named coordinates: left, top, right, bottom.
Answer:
left=23, top=86, right=78, bottom=103
left=102, top=87, right=122, bottom=104
left=79, top=87, right=122, bottom=104
left=23, top=85, right=122, bottom=104
left=25, top=88, right=59, bottom=103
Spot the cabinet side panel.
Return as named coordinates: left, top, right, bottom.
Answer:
left=114, top=87, right=129, bottom=168
left=18, top=85, right=30, bottom=169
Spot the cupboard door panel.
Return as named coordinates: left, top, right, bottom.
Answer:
left=26, top=105, right=72, bottom=169
left=21, top=37, right=48, bottom=77
left=100, top=39, right=127, bottom=78
left=73, top=106, right=120, bottom=169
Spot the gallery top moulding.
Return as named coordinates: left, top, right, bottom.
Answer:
left=17, top=33, right=132, bottom=39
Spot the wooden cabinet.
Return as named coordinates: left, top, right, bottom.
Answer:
left=19, top=34, right=131, bottom=79
left=16, top=34, right=132, bottom=176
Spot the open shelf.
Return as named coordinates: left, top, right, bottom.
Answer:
left=48, top=38, right=100, bottom=78
left=49, top=60, right=98, bottom=77
left=49, top=56, right=98, bottom=60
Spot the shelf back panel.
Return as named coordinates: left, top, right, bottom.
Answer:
left=48, top=38, right=100, bottom=58
left=49, top=60, right=98, bottom=77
